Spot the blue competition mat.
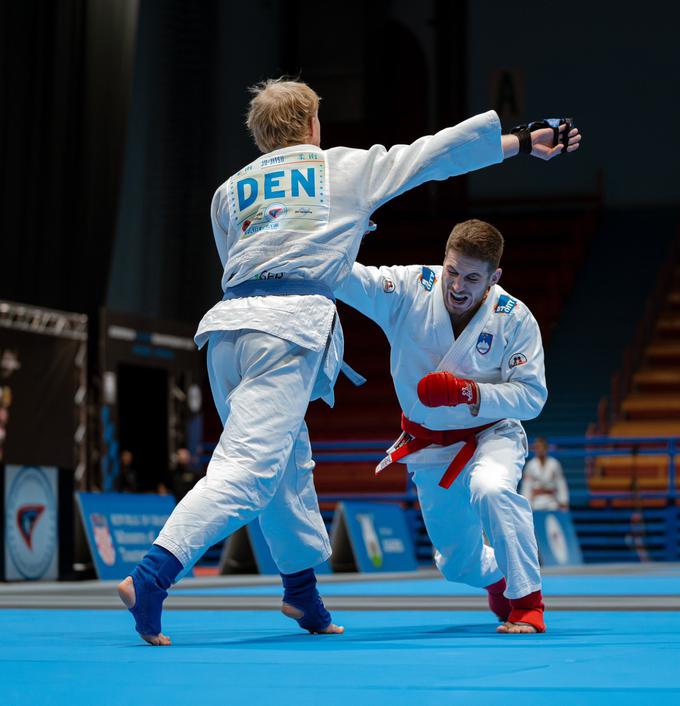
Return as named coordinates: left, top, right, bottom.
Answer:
left=1, top=609, right=679, bottom=706
left=175, top=574, right=680, bottom=597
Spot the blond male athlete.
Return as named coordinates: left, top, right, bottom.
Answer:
left=118, top=78, right=581, bottom=644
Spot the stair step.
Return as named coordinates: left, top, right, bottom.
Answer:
left=634, top=368, right=680, bottom=392
left=608, top=420, right=680, bottom=437
left=645, top=342, right=680, bottom=363
left=657, top=317, right=680, bottom=338
left=589, top=455, right=679, bottom=492
left=622, top=394, right=680, bottom=419
left=667, top=292, right=680, bottom=309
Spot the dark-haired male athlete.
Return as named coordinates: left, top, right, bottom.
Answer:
left=337, top=219, right=548, bottom=633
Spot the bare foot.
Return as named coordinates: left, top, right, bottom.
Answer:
left=117, top=576, right=172, bottom=646
left=496, top=621, right=538, bottom=634
left=281, top=602, right=344, bottom=634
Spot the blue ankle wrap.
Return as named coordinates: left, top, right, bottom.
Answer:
left=281, top=568, right=332, bottom=633
left=129, top=544, right=182, bottom=636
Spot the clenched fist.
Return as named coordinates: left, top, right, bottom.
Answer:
left=417, top=371, right=479, bottom=408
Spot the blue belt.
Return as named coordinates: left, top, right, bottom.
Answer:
left=222, top=279, right=335, bottom=302
left=221, top=278, right=366, bottom=388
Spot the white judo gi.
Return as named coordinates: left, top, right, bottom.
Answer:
left=520, top=455, right=569, bottom=511
left=155, top=111, right=505, bottom=576
left=335, top=263, right=548, bottom=598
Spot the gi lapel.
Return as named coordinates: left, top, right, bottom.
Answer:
left=435, top=284, right=498, bottom=373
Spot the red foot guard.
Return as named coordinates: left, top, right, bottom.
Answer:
left=507, top=590, right=546, bottom=633
left=486, top=577, right=511, bottom=622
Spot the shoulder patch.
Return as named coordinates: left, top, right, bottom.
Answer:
left=382, top=277, right=395, bottom=293
left=495, top=294, right=517, bottom=314
left=509, top=352, right=528, bottom=368
left=419, top=267, right=437, bottom=292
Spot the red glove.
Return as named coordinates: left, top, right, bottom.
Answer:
left=417, top=371, right=479, bottom=407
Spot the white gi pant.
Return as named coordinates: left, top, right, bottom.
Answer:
left=408, top=422, right=541, bottom=599
left=155, top=329, right=332, bottom=576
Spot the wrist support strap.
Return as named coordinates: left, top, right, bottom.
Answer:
left=510, top=127, right=532, bottom=154
left=509, top=117, right=574, bottom=153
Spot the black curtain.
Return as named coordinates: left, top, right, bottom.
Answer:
left=107, top=0, right=226, bottom=323
left=0, top=0, right=137, bottom=316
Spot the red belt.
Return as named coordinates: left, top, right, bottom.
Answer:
left=376, top=414, right=499, bottom=489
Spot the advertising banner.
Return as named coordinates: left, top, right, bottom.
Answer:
left=76, top=492, right=179, bottom=580
left=533, top=510, right=583, bottom=567
left=331, top=501, right=417, bottom=573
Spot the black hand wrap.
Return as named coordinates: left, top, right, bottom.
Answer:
left=509, top=117, right=574, bottom=154
left=509, top=126, right=532, bottom=154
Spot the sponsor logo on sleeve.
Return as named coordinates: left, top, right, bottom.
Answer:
left=419, top=267, right=437, bottom=291
left=476, top=332, right=493, bottom=355
left=509, top=352, right=528, bottom=369
left=382, top=277, right=395, bottom=293
left=495, top=294, right=517, bottom=314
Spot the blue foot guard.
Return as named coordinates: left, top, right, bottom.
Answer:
left=128, top=544, right=182, bottom=636
left=281, top=568, right=332, bottom=633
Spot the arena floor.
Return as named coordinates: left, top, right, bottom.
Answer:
left=1, top=564, right=679, bottom=705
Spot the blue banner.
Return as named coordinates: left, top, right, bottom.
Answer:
left=76, top=492, right=179, bottom=580
left=332, top=501, right=417, bottom=573
left=533, top=510, right=583, bottom=567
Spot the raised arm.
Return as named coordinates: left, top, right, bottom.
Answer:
left=347, top=112, right=582, bottom=212
left=360, top=111, right=504, bottom=211
left=334, top=262, right=409, bottom=333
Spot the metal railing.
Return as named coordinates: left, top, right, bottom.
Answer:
left=199, top=435, right=680, bottom=563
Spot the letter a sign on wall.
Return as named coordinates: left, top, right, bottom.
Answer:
left=490, top=68, right=525, bottom=123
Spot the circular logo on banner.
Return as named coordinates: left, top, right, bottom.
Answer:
left=6, top=466, right=57, bottom=579
left=545, top=513, right=569, bottom=565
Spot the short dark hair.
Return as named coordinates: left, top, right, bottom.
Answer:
left=445, top=219, right=504, bottom=271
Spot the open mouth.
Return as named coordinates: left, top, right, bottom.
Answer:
left=448, top=291, right=469, bottom=306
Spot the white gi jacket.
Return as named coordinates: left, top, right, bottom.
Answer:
left=520, top=456, right=569, bottom=510
left=335, top=263, right=548, bottom=463
left=194, top=111, right=503, bottom=404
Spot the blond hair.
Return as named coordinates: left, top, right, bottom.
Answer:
left=246, top=78, right=320, bottom=153
left=445, top=219, right=504, bottom=271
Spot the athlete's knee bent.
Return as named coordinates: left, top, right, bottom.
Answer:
left=469, top=464, right=514, bottom=506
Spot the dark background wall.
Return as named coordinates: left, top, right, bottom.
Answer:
left=466, top=1, right=680, bottom=206
left=1, top=0, right=138, bottom=317
left=1, top=0, right=678, bottom=323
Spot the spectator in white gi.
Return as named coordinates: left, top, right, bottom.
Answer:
left=520, top=437, right=569, bottom=511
